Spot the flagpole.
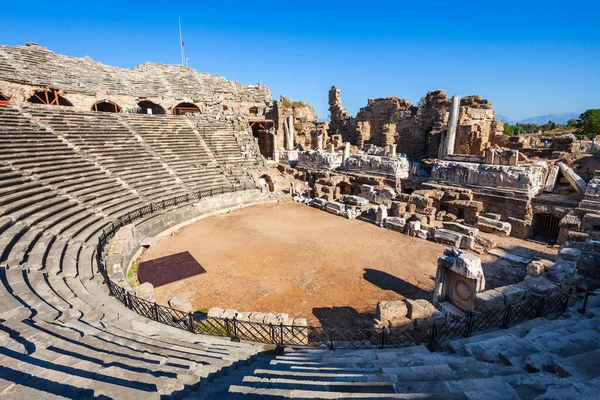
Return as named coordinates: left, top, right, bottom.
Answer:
left=178, top=16, right=184, bottom=65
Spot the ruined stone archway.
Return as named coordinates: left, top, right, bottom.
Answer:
left=532, top=213, right=561, bottom=241
left=138, top=100, right=165, bottom=115
left=250, top=120, right=275, bottom=159
left=28, top=89, right=72, bottom=106
left=92, top=100, right=122, bottom=113
left=173, top=102, right=200, bottom=115
left=0, top=92, right=9, bottom=105
left=258, top=174, right=275, bottom=192
left=337, top=181, right=354, bottom=195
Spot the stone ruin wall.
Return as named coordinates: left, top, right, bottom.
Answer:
left=0, top=44, right=272, bottom=120
left=273, top=96, right=327, bottom=150
left=328, top=86, right=356, bottom=144
left=331, top=87, right=505, bottom=161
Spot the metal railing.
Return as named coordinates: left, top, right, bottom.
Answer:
left=95, top=184, right=581, bottom=350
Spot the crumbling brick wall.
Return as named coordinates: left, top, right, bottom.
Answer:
left=328, top=86, right=356, bottom=143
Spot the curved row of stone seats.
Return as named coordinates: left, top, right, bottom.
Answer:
left=0, top=264, right=262, bottom=398
left=122, top=114, right=231, bottom=192
left=196, top=120, right=249, bottom=165
left=28, top=106, right=190, bottom=202
left=186, top=293, right=600, bottom=399
left=0, top=106, right=150, bottom=271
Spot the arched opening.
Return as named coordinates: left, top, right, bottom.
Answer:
left=172, top=102, right=200, bottom=116
left=532, top=213, right=560, bottom=242
left=92, top=100, right=122, bottom=113
left=28, top=89, right=72, bottom=106
left=0, top=92, right=9, bottom=105
left=249, top=120, right=275, bottom=159
left=138, top=100, right=165, bottom=115
left=258, top=174, right=275, bottom=192
left=337, top=182, right=354, bottom=196
left=249, top=106, right=259, bottom=116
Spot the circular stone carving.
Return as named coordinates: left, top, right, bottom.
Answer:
left=454, top=280, right=473, bottom=302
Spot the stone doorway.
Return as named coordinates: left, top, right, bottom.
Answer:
left=250, top=120, right=274, bottom=159
left=28, top=89, right=72, bottom=106
left=92, top=100, right=122, bottom=113
left=173, top=102, right=200, bottom=115
left=532, top=213, right=560, bottom=241
left=138, top=100, right=165, bottom=115
left=258, top=174, right=275, bottom=192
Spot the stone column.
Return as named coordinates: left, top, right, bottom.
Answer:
left=343, top=142, right=350, bottom=164
left=389, top=144, right=397, bottom=158
left=317, top=134, right=323, bottom=151
left=438, top=95, right=461, bottom=159
left=287, top=116, right=295, bottom=150
left=328, top=143, right=335, bottom=153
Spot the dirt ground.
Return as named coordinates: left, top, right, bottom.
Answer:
left=139, top=201, right=446, bottom=327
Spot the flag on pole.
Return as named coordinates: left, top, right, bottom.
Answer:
left=182, top=39, right=185, bottom=47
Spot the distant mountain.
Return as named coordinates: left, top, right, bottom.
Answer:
left=517, top=113, right=580, bottom=125
left=496, top=114, right=515, bottom=124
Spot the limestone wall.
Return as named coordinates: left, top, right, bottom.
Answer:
left=348, top=89, right=504, bottom=160
left=328, top=86, right=356, bottom=143
left=0, top=43, right=272, bottom=119
left=430, top=160, right=547, bottom=196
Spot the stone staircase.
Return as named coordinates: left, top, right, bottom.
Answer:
left=183, top=292, right=600, bottom=399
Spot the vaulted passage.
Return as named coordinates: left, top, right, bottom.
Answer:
left=0, top=92, right=8, bottom=105
left=138, top=100, right=165, bottom=115
left=173, top=102, right=200, bottom=115
left=92, top=100, right=122, bottom=113
left=532, top=213, right=561, bottom=241
left=28, top=89, right=72, bottom=106
left=250, top=120, right=274, bottom=158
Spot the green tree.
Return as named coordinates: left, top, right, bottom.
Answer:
left=567, top=118, right=579, bottom=128
left=503, top=122, right=513, bottom=136
left=577, top=109, right=600, bottom=137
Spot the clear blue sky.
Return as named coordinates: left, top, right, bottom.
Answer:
left=1, top=1, right=598, bottom=121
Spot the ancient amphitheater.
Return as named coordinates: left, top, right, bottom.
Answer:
left=0, top=42, right=599, bottom=399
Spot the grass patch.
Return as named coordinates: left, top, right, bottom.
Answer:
left=127, top=261, right=141, bottom=288
left=196, top=307, right=209, bottom=314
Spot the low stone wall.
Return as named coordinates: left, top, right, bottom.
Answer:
left=105, top=189, right=268, bottom=282
left=344, top=154, right=410, bottom=178
left=430, top=160, right=547, bottom=196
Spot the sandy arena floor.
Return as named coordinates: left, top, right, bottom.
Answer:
left=138, top=201, right=448, bottom=327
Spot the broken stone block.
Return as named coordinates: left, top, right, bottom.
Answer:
left=434, top=228, right=463, bottom=248
left=293, top=318, right=307, bottom=327
left=545, top=259, right=578, bottom=284
left=436, top=210, right=447, bottom=221
left=496, top=283, right=528, bottom=305
left=168, top=296, right=193, bottom=313
left=221, top=309, right=238, bottom=319
left=443, top=213, right=457, bottom=222
left=475, top=216, right=511, bottom=236
left=344, top=195, right=368, bottom=207
left=263, top=313, right=279, bottom=325
left=376, top=300, right=407, bottom=325
left=415, top=229, right=430, bottom=240
left=249, top=312, right=266, bottom=323
left=324, top=201, right=346, bottom=216
left=475, top=289, right=505, bottom=311
left=236, top=311, right=252, bottom=321
left=373, top=188, right=396, bottom=206
left=474, top=235, right=497, bottom=250
left=135, top=282, right=155, bottom=303
left=526, top=260, right=546, bottom=276
left=442, top=221, right=479, bottom=237
left=460, top=235, right=475, bottom=250
left=391, top=200, right=407, bottom=216
left=524, top=275, right=559, bottom=296
left=207, top=307, right=224, bottom=318
left=413, top=311, right=446, bottom=328
left=309, top=197, right=328, bottom=210
left=376, top=205, right=388, bottom=227
left=405, top=220, right=421, bottom=236
left=559, top=247, right=581, bottom=262
left=384, top=217, right=406, bottom=233
left=482, top=213, right=501, bottom=221
left=405, top=299, right=438, bottom=319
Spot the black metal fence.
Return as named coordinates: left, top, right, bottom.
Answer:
left=95, top=184, right=577, bottom=350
